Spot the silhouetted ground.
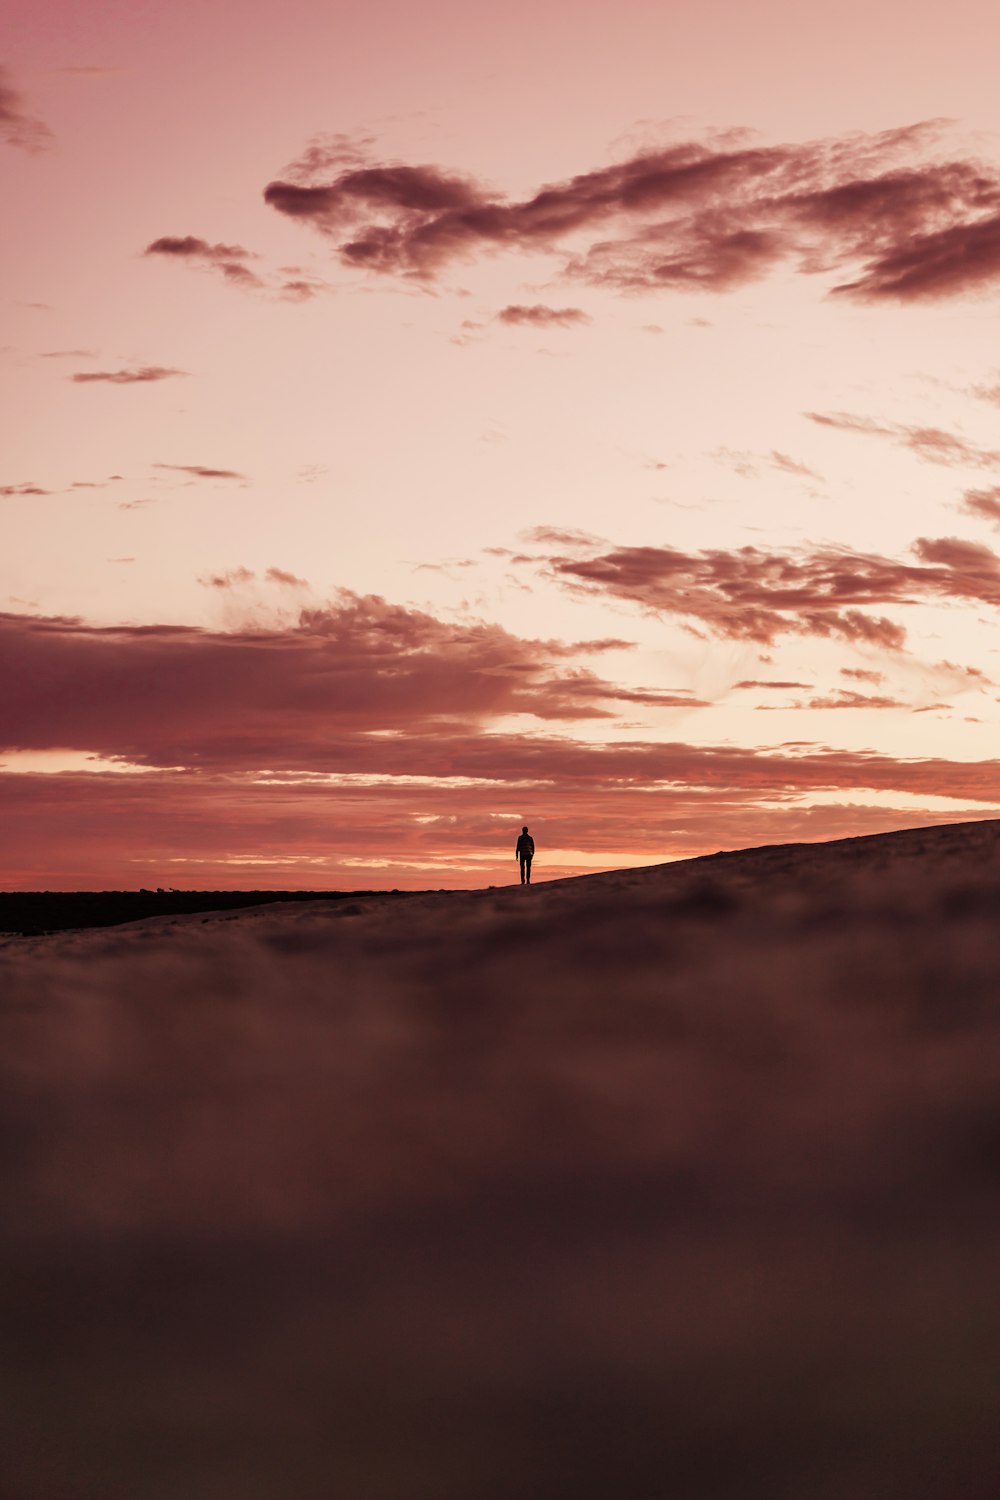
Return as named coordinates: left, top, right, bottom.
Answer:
left=0, top=888, right=410, bottom=936
left=2, top=820, right=1000, bottom=1499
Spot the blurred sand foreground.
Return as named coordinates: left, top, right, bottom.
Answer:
left=2, top=821, right=1000, bottom=1499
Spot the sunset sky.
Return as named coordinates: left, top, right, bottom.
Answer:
left=7, top=0, right=1000, bottom=888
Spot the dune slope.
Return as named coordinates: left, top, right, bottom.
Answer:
left=2, top=820, right=1000, bottom=1499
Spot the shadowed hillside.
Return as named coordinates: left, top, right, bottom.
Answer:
left=2, top=819, right=999, bottom=1499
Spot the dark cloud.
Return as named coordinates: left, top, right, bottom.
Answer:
left=263, top=121, right=1000, bottom=301
left=526, top=532, right=1000, bottom=647
left=0, top=67, right=53, bottom=153
left=154, top=463, right=248, bottom=482
left=497, top=305, right=591, bottom=327
left=830, top=212, right=1000, bottom=301
left=0, top=596, right=710, bottom=775
left=145, top=236, right=254, bottom=261
left=807, top=412, right=1000, bottom=468
left=840, top=668, right=884, bottom=684
left=71, top=366, right=187, bottom=385
left=144, top=237, right=264, bottom=290
left=144, top=236, right=332, bottom=299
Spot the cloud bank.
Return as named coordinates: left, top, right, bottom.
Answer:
left=523, top=530, right=1000, bottom=647
left=263, top=122, right=1000, bottom=301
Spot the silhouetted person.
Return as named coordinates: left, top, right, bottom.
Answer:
left=516, top=825, right=535, bottom=884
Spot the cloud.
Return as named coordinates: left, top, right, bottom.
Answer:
left=830, top=212, right=1000, bottom=301
left=266, top=567, right=309, bottom=589
left=144, top=236, right=264, bottom=289
left=4, top=595, right=1000, bottom=883
left=198, top=567, right=256, bottom=590
left=0, top=67, right=53, bottom=153
left=198, top=566, right=309, bottom=595
left=734, top=680, right=814, bottom=690
left=71, top=366, right=187, bottom=385
left=960, top=486, right=1000, bottom=525
left=3, top=738, right=1000, bottom=889
left=497, top=305, right=591, bottom=327
left=807, top=412, right=1000, bottom=469
left=154, top=463, right=248, bottom=482
left=840, top=668, right=884, bottom=684
left=263, top=121, right=1000, bottom=301
left=769, top=451, right=820, bottom=479
left=800, top=691, right=905, bottom=710
left=0, top=595, right=712, bottom=778
left=144, top=236, right=332, bottom=300
left=1, top=482, right=51, bottom=497
left=525, top=532, right=1000, bottom=647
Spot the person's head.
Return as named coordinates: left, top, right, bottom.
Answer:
left=522, top=826, right=528, bottom=834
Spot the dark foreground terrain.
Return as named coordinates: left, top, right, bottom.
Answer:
left=0, top=887, right=408, bottom=936
left=2, top=820, right=1000, bottom=1499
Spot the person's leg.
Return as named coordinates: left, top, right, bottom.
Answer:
left=519, top=855, right=526, bottom=884
left=526, top=856, right=532, bottom=884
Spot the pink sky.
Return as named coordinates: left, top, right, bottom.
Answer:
left=6, top=0, right=1000, bottom=887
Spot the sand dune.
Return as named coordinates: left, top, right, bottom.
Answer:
left=3, top=820, right=1000, bottom=1498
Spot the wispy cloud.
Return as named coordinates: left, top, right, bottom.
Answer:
left=733, top=680, right=814, bottom=690
left=154, top=463, right=248, bottom=482
left=807, top=411, right=1000, bottom=468
left=0, top=67, right=53, bottom=153
left=266, top=567, right=309, bottom=589
left=1, top=481, right=51, bottom=497
left=71, top=366, right=187, bottom=385
left=198, top=567, right=256, bottom=590
left=840, top=667, right=884, bottom=684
